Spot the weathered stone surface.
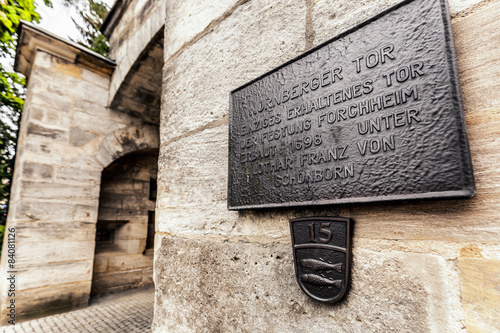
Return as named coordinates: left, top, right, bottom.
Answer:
left=74, top=204, right=99, bottom=222
left=16, top=281, right=91, bottom=321
left=72, top=110, right=125, bottom=134
left=29, top=105, right=69, bottom=128
left=19, top=260, right=93, bottom=290
left=106, top=0, right=166, bottom=114
left=109, top=31, right=164, bottom=125
left=15, top=222, right=95, bottom=242
left=55, top=167, right=101, bottom=186
left=26, top=122, right=68, bottom=142
left=153, top=0, right=500, bottom=332
left=73, top=99, right=109, bottom=118
left=80, top=67, right=110, bottom=89
left=161, top=0, right=307, bottom=143
left=69, top=126, right=98, bottom=147
left=449, top=0, right=492, bottom=16
left=92, top=269, right=143, bottom=293
left=154, top=235, right=460, bottom=332
left=22, top=162, right=54, bottom=179
left=30, top=91, right=72, bottom=112
left=114, top=239, right=147, bottom=254
left=458, top=257, right=500, bottom=332
left=453, top=1, right=500, bottom=113
left=164, top=0, right=239, bottom=60
left=1, top=40, right=160, bottom=319
left=106, top=253, right=153, bottom=272
left=18, top=241, right=95, bottom=264
left=66, top=76, right=109, bottom=106
left=312, top=0, right=489, bottom=48
left=20, top=181, right=99, bottom=203
left=157, top=125, right=238, bottom=236
left=312, top=0, right=403, bottom=48
left=114, top=222, right=148, bottom=240
left=158, top=0, right=500, bottom=246
left=13, top=201, right=74, bottom=222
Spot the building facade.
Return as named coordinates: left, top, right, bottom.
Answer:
left=1, top=0, right=499, bottom=331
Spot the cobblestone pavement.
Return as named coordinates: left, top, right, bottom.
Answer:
left=0, top=287, right=154, bottom=333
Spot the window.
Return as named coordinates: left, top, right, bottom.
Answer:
left=96, top=228, right=114, bottom=245
left=149, top=178, right=157, bottom=201
left=145, top=211, right=155, bottom=250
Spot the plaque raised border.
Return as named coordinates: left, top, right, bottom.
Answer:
left=228, top=0, right=475, bottom=210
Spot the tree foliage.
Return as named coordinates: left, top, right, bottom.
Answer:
left=62, top=0, right=110, bottom=56
left=0, top=0, right=51, bottom=225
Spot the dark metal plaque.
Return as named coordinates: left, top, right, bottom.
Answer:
left=228, top=0, right=475, bottom=210
left=289, top=217, right=353, bottom=303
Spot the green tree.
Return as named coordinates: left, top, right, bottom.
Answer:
left=0, top=0, right=52, bottom=226
left=62, top=0, right=110, bottom=56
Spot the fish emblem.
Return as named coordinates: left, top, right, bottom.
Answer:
left=300, top=274, right=343, bottom=288
left=290, top=217, right=353, bottom=303
left=300, top=259, right=342, bottom=272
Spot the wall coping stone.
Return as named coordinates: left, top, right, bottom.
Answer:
left=15, top=20, right=116, bottom=79
left=100, top=0, right=132, bottom=38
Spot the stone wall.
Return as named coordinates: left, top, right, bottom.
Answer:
left=0, top=28, right=159, bottom=322
left=103, top=0, right=166, bottom=105
left=154, top=0, right=500, bottom=332
left=92, top=150, right=157, bottom=296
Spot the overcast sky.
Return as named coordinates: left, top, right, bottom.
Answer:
left=35, top=0, right=115, bottom=41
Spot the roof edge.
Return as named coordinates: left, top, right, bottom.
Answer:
left=15, top=20, right=116, bottom=78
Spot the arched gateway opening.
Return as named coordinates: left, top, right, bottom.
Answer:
left=0, top=0, right=165, bottom=321
left=91, top=149, right=158, bottom=296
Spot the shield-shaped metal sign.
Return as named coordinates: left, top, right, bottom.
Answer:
left=289, top=217, right=353, bottom=303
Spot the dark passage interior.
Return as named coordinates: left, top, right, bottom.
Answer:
left=91, top=149, right=159, bottom=296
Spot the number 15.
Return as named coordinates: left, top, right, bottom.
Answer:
left=308, top=223, right=332, bottom=244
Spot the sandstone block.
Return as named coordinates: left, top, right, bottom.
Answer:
left=458, top=257, right=500, bottom=332
left=93, top=255, right=109, bottom=274
left=72, top=110, right=123, bottom=135
left=26, top=122, right=68, bottom=143
left=161, top=0, right=307, bottom=143
left=156, top=125, right=237, bottom=235
left=453, top=1, right=500, bottom=113
left=1, top=281, right=91, bottom=324
left=15, top=221, right=95, bottom=242
left=164, top=0, right=239, bottom=60
left=17, top=241, right=95, bottom=264
left=22, top=162, right=54, bottom=180
left=19, top=260, right=93, bottom=291
left=80, top=68, right=110, bottom=89
left=114, top=239, right=146, bottom=254
left=66, top=76, right=109, bottom=106
left=69, top=126, right=98, bottom=147
left=106, top=253, right=153, bottom=272
left=13, top=201, right=73, bottom=222
left=55, top=166, right=101, bottom=186
left=100, top=179, right=146, bottom=195
left=73, top=99, right=109, bottom=118
left=73, top=204, right=99, bottom=223
left=20, top=181, right=99, bottom=202
left=114, top=222, right=149, bottom=240
left=91, top=269, right=143, bottom=291
left=153, top=236, right=460, bottom=332
left=312, top=0, right=402, bottom=47
left=31, top=91, right=72, bottom=112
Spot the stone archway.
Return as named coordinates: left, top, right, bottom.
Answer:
left=92, top=124, right=159, bottom=168
left=0, top=0, right=164, bottom=320
left=91, top=148, right=158, bottom=296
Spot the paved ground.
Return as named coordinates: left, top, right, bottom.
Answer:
left=0, top=287, right=154, bottom=333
